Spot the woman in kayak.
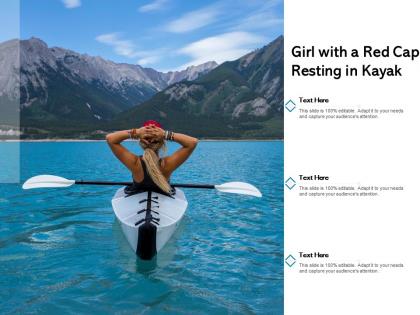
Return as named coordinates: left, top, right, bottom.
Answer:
left=106, top=120, right=198, bottom=194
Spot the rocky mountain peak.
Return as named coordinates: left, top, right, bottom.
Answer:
left=163, top=61, right=218, bottom=85
left=1, top=37, right=222, bottom=124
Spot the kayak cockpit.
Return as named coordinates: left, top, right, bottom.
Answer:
left=111, top=187, right=188, bottom=259
left=111, top=187, right=188, bottom=229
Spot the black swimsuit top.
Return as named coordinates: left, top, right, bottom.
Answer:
left=124, top=156, right=172, bottom=196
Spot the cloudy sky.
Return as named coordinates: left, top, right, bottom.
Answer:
left=20, top=0, right=283, bottom=72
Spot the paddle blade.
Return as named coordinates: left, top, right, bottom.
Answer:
left=215, top=182, right=262, bottom=197
left=22, top=175, right=75, bottom=189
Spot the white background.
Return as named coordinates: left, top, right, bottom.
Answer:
left=285, top=0, right=420, bottom=314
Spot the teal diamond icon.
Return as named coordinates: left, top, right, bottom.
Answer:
left=285, top=99, right=296, bottom=112
left=285, top=254, right=296, bottom=267
left=285, top=177, right=296, bottom=190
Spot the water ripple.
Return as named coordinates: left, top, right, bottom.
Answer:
left=0, top=141, right=283, bottom=314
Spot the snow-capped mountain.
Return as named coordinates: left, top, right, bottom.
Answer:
left=0, top=36, right=283, bottom=139
left=112, top=36, right=284, bottom=139
left=162, top=61, right=218, bottom=85
left=0, top=37, right=217, bottom=123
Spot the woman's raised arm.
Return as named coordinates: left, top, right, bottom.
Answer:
left=106, top=128, right=144, bottom=171
left=164, top=131, right=198, bottom=174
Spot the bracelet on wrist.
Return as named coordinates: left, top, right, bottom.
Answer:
left=164, top=130, right=175, bottom=141
left=132, top=128, right=141, bottom=140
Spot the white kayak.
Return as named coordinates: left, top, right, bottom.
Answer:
left=111, top=187, right=188, bottom=260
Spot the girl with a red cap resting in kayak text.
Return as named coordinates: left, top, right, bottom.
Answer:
left=106, top=120, right=198, bottom=195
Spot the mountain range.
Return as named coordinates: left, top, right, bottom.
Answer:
left=111, top=36, right=283, bottom=138
left=0, top=36, right=283, bottom=139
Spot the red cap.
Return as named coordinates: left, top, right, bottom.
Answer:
left=142, top=120, right=162, bottom=128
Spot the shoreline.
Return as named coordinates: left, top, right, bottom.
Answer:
left=1, top=138, right=283, bottom=142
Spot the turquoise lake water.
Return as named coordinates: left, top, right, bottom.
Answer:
left=0, top=141, right=283, bottom=314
